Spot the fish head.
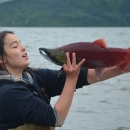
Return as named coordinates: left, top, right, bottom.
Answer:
left=39, top=48, right=66, bottom=66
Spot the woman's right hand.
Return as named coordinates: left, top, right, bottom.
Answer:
left=63, top=52, right=85, bottom=80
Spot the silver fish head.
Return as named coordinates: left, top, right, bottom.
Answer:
left=39, top=48, right=66, bottom=66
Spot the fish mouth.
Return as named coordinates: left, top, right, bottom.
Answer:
left=39, top=48, right=58, bottom=65
left=39, top=48, right=66, bottom=66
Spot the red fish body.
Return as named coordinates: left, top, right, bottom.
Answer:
left=39, top=38, right=130, bottom=79
left=60, top=39, right=130, bottom=73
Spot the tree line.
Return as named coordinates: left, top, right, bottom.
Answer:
left=0, top=0, right=130, bottom=27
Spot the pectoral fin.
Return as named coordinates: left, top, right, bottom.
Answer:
left=95, top=68, right=106, bottom=80
left=117, top=60, right=130, bottom=73
left=58, top=67, right=64, bottom=77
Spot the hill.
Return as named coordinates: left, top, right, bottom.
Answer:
left=0, top=0, right=130, bottom=27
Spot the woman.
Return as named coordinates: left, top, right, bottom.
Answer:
left=0, top=31, right=129, bottom=130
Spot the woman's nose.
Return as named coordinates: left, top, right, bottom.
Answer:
left=21, top=45, right=26, bottom=51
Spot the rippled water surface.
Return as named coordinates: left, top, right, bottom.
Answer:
left=0, top=27, right=130, bottom=130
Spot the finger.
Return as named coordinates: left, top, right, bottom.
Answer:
left=66, top=52, right=71, bottom=66
left=62, top=63, right=67, bottom=70
left=72, top=53, right=76, bottom=67
left=77, top=59, right=85, bottom=68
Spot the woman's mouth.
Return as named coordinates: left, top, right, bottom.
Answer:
left=22, top=53, right=28, bottom=58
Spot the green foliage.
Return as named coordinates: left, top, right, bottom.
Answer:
left=0, top=0, right=130, bottom=26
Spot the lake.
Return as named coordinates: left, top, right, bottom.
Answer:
left=0, top=27, right=130, bottom=130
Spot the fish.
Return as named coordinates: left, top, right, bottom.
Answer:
left=39, top=38, right=130, bottom=79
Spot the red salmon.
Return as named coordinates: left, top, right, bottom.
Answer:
left=59, top=38, right=130, bottom=79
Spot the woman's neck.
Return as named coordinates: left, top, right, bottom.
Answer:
left=5, top=68, right=24, bottom=78
left=10, top=72, right=23, bottom=78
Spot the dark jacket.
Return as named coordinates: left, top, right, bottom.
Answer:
left=0, top=68, right=89, bottom=130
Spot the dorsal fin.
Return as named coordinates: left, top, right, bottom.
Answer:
left=93, top=38, right=108, bottom=49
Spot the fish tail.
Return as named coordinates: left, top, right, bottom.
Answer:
left=117, top=60, right=130, bottom=73
left=117, top=48, right=130, bottom=72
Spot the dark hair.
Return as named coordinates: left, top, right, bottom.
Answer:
left=0, top=31, right=14, bottom=70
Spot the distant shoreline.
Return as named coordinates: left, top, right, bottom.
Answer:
left=0, top=0, right=130, bottom=27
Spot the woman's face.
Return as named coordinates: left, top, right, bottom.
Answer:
left=3, top=33, right=30, bottom=71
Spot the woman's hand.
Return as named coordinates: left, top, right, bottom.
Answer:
left=63, top=52, right=85, bottom=80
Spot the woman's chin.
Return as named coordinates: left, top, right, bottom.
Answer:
left=23, top=61, right=31, bottom=69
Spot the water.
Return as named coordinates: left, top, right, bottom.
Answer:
left=0, top=0, right=12, bottom=4
left=0, top=27, right=130, bottom=130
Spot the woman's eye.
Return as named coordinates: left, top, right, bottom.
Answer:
left=13, top=46, right=18, bottom=48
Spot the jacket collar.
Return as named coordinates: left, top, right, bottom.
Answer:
left=0, top=70, right=33, bottom=84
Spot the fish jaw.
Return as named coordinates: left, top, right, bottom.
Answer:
left=39, top=48, right=66, bottom=66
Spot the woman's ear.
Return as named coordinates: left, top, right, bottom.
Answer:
left=0, top=56, right=2, bottom=63
left=0, top=56, right=6, bottom=64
